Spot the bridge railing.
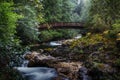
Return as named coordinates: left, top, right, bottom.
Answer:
left=38, top=22, right=84, bottom=29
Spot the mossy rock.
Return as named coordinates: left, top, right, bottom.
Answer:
left=116, top=33, right=120, bottom=41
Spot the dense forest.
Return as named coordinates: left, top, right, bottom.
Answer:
left=0, top=0, right=120, bottom=80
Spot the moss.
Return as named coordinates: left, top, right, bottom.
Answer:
left=44, top=48, right=53, bottom=51
left=0, top=67, right=24, bottom=80
left=70, top=33, right=115, bottom=49
left=115, top=59, right=120, bottom=67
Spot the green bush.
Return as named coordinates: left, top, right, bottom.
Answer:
left=0, top=67, right=25, bottom=80
left=57, top=29, right=78, bottom=39
left=107, top=20, right=120, bottom=39
left=39, top=29, right=80, bottom=42
left=115, top=59, right=120, bottom=67
left=89, top=14, right=109, bottom=33
left=16, top=5, right=40, bottom=45
left=40, top=30, right=54, bottom=42
left=0, top=2, right=26, bottom=80
left=0, top=2, right=21, bottom=43
left=0, top=1, right=27, bottom=67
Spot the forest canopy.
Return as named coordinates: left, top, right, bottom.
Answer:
left=0, top=0, right=120, bottom=80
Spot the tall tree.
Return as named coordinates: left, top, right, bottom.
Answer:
left=0, top=2, right=21, bottom=43
left=61, top=0, right=73, bottom=22
left=14, top=0, right=44, bottom=44
left=42, top=0, right=62, bottom=22
left=42, top=0, right=73, bottom=22
left=90, top=0, right=120, bottom=27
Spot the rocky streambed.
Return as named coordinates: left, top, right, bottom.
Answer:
left=16, top=35, right=120, bottom=80
left=16, top=38, right=92, bottom=80
left=23, top=51, right=84, bottom=80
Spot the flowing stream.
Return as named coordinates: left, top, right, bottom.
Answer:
left=16, top=67, right=57, bottom=80
left=15, top=0, right=91, bottom=79
left=16, top=55, right=58, bottom=80
left=16, top=48, right=59, bottom=80
left=16, top=35, right=91, bottom=80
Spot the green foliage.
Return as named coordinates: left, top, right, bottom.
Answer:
left=15, top=0, right=44, bottom=45
left=0, top=67, right=25, bottom=80
left=61, top=0, right=73, bottom=22
left=42, top=0, right=62, bottom=22
left=40, top=0, right=80, bottom=42
left=40, top=30, right=52, bottom=42
left=57, top=29, right=79, bottom=39
left=0, top=2, right=28, bottom=80
left=112, top=20, right=120, bottom=33
left=80, top=49, right=84, bottom=53
left=42, top=0, right=73, bottom=22
left=0, top=3, right=28, bottom=65
left=0, top=2, right=27, bottom=80
left=115, top=58, right=120, bottom=67
left=70, top=33, right=115, bottom=49
left=39, top=29, right=79, bottom=42
left=0, top=2, right=23, bottom=66
left=107, top=20, right=120, bottom=39
left=89, top=0, right=120, bottom=33
left=0, top=41, right=28, bottom=67
left=70, top=0, right=91, bottom=22
left=0, top=2, right=21, bottom=43
left=90, top=14, right=109, bottom=33
left=39, top=30, right=64, bottom=42
left=17, top=5, right=40, bottom=44
left=113, top=20, right=120, bottom=27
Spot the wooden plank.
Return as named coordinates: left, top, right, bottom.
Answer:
left=38, top=22, right=84, bottom=30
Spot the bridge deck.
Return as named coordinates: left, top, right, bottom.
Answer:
left=38, top=22, right=84, bottom=29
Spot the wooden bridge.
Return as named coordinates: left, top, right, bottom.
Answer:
left=38, top=22, right=84, bottom=30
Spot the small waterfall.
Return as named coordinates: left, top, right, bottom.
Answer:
left=17, top=67, right=57, bottom=80
left=15, top=52, right=58, bottom=80
left=72, top=0, right=91, bottom=22
left=74, top=34, right=82, bottom=39
left=21, top=52, right=30, bottom=67
left=77, top=0, right=81, bottom=5
left=50, top=41, right=62, bottom=46
left=21, top=60, right=29, bottom=67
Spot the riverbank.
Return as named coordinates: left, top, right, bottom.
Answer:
left=24, top=33, right=120, bottom=80
left=13, top=32, right=120, bottom=80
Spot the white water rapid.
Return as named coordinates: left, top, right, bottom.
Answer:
left=17, top=67, right=57, bottom=80
left=16, top=52, right=58, bottom=80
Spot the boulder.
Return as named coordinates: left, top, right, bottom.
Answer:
left=24, top=51, right=82, bottom=80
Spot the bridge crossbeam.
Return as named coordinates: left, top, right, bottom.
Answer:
left=38, top=22, right=84, bottom=30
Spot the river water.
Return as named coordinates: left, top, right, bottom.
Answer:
left=16, top=67, right=57, bottom=80
left=16, top=40, right=64, bottom=80
left=16, top=35, right=91, bottom=80
left=16, top=50, right=58, bottom=80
